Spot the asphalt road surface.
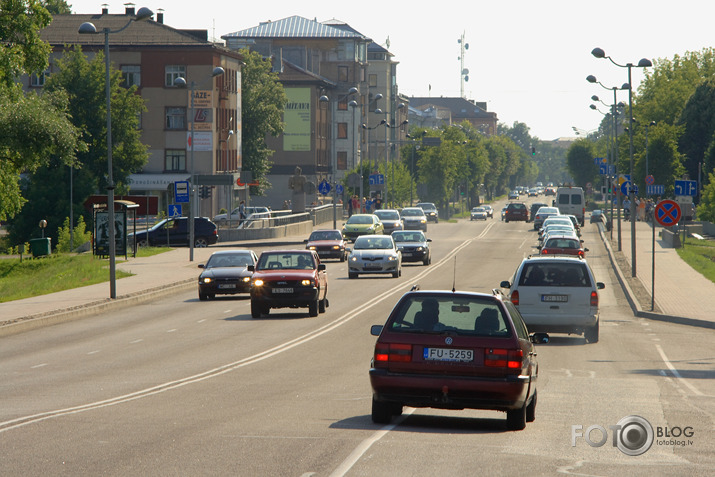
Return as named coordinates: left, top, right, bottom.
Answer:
left=1, top=209, right=713, bottom=476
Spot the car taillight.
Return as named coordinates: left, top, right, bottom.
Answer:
left=511, top=290, right=519, bottom=306
left=590, top=291, right=599, bottom=307
left=578, top=250, right=585, bottom=258
left=541, top=248, right=550, bottom=254
left=374, top=343, right=412, bottom=365
left=485, top=348, right=523, bottom=369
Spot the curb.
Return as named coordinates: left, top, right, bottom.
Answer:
left=598, top=222, right=714, bottom=330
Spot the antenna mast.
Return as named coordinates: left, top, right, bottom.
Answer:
left=458, top=32, right=469, bottom=98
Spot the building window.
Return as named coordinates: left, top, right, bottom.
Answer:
left=337, top=123, right=348, bottom=139
left=337, top=151, right=348, bottom=170
left=338, top=97, right=348, bottom=111
left=369, top=74, right=377, bottom=87
left=338, top=65, right=349, bottom=82
left=30, top=68, right=50, bottom=87
left=165, top=107, right=186, bottom=130
left=122, top=65, right=141, bottom=87
left=165, top=150, right=186, bottom=171
left=165, top=65, right=186, bottom=87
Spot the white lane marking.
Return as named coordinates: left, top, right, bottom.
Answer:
left=167, top=329, right=177, bottom=333
left=655, top=344, right=703, bottom=396
left=87, top=350, right=101, bottom=355
left=197, top=319, right=206, bottom=323
left=130, top=339, right=143, bottom=344
left=31, top=363, right=48, bottom=369
left=0, top=234, right=480, bottom=435
left=329, top=409, right=416, bottom=477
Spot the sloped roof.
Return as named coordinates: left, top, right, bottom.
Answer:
left=409, top=97, right=496, bottom=119
left=223, top=15, right=368, bottom=40
left=42, top=14, right=218, bottom=47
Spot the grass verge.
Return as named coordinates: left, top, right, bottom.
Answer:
left=0, top=247, right=170, bottom=302
left=676, top=238, right=715, bottom=283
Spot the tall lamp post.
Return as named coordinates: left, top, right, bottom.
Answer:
left=592, top=47, right=652, bottom=277
left=78, top=6, right=154, bottom=299
left=361, top=119, right=387, bottom=200
left=645, top=121, right=656, bottom=178
left=587, top=75, right=629, bottom=249
left=175, top=66, right=225, bottom=261
left=349, top=100, right=361, bottom=203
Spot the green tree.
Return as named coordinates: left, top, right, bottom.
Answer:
left=633, top=124, right=685, bottom=197
left=697, top=171, right=715, bottom=222
left=0, top=0, right=82, bottom=221
left=679, top=77, right=715, bottom=184
left=41, top=0, right=71, bottom=14
left=566, top=139, right=598, bottom=187
left=240, top=49, right=288, bottom=195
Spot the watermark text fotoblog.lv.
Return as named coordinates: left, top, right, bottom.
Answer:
left=571, top=415, right=694, bottom=456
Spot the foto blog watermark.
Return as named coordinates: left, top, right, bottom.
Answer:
left=571, top=415, right=694, bottom=456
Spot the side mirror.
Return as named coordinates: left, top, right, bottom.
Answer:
left=346, top=247, right=351, bottom=253
left=318, top=263, right=326, bottom=271
left=198, top=264, right=205, bottom=269
left=597, top=282, right=605, bottom=290
left=370, top=325, right=383, bottom=336
left=247, top=265, right=255, bottom=272
left=584, top=248, right=589, bottom=252
left=303, top=239, right=309, bottom=243
left=530, top=332, right=549, bottom=344
left=427, top=238, right=432, bottom=242
left=499, top=280, right=511, bottom=288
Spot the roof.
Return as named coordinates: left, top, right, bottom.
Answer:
left=409, top=97, right=495, bottom=119
left=42, top=14, right=224, bottom=48
left=223, top=15, right=369, bottom=40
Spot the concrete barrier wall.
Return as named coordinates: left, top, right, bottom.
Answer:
left=660, top=228, right=681, bottom=248
left=219, top=221, right=313, bottom=242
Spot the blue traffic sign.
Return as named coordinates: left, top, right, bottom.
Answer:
left=335, top=184, right=344, bottom=195
left=317, top=180, right=331, bottom=195
left=369, top=173, right=385, bottom=185
left=621, top=181, right=639, bottom=196
left=168, top=204, right=182, bottom=218
left=674, top=179, right=697, bottom=196
left=174, top=181, right=189, bottom=203
left=646, top=184, right=664, bottom=196
left=599, top=164, right=608, bottom=175
left=654, top=199, right=681, bottom=226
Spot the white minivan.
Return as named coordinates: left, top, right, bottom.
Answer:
left=555, top=186, right=585, bottom=225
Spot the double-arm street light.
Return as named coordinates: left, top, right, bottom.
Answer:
left=78, top=6, right=154, bottom=299
left=592, top=47, right=652, bottom=277
left=587, top=75, right=629, bottom=249
left=174, top=66, right=225, bottom=261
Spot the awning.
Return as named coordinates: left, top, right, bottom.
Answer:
left=127, top=173, right=190, bottom=191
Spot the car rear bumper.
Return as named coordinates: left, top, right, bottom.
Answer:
left=520, top=312, right=598, bottom=333
left=370, top=369, right=531, bottom=411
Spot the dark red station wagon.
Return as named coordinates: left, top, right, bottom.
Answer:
left=369, top=290, right=548, bottom=430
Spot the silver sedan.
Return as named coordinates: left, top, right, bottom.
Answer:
left=348, top=235, right=402, bottom=279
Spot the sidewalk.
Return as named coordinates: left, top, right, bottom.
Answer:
left=600, top=218, right=715, bottom=329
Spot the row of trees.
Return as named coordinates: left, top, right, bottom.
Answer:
left=341, top=121, right=564, bottom=213
left=565, top=47, right=715, bottom=221
left=0, top=0, right=285, bottom=249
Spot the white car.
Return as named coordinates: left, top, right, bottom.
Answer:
left=348, top=235, right=402, bottom=279
left=470, top=207, right=488, bottom=221
left=500, top=256, right=604, bottom=343
left=212, top=206, right=271, bottom=225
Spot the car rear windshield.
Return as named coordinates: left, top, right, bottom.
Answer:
left=508, top=204, right=527, bottom=211
left=518, top=262, right=592, bottom=287
left=386, top=296, right=512, bottom=337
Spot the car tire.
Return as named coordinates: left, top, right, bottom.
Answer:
left=250, top=300, right=261, bottom=318
left=318, top=297, right=326, bottom=314
left=348, top=272, right=358, bottom=279
left=371, top=397, right=393, bottom=424
left=585, top=320, right=599, bottom=343
left=340, top=253, right=346, bottom=262
left=194, top=237, right=209, bottom=248
left=137, top=239, right=149, bottom=247
left=526, top=391, right=537, bottom=422
left=199, top=292, right=209, bottom=301
left=423, top=255, right=430, bottom=266
left=506, top=402, right=527, bottom=430
left=308, top=299, right=319, bottom=317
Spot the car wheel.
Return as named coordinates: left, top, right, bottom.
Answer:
left=194, top=237, right=209, bottom=248
left=371, top=397, right=393, bottom=424
left=423, top=255, right=430, bottom=266
left=250, top=299, right=261, bottom=318
left=318, top=297, right=326, bottom=314
left=340, top=252, right=346, bottom=262
left=506, top=402, right=527, bottom=430
left=199, top=292, right=209, bottom=301
left=348, top=272, right=358, bottom=279
left=585, top=320, right=599, bottom=343
left=208, top=294, right=215, bottom=300
left=526, top=391, right=537, bottom=422
left=505, top=219, right=509, bottom=223
left=137, top=239, right=149, bottom=247
left=308, top=299, right=319, bottom=317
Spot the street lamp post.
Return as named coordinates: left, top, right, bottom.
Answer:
left=361, top=119, right=387, bottom=203
left=349, top=100, right=361, bottom=204
left=645, top=121, right=656, bottom=178
left=592, top=47, right=652, bottom=278
left=174, top=66, right=225, bottom=261
left=78, top=7, right=153, bottom=299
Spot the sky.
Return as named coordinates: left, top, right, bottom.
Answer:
left=68, top=1, right=715, bottom=141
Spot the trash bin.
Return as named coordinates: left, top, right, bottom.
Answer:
left=29, top=237, right=51, bottom=257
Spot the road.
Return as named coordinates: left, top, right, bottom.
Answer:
left=1, top=210, right=713, bottom=476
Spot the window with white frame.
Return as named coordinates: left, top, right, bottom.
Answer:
left=122, top=65, right=141, bottom=87
left=165, top=107, right=186, bottom=130
left=165, top=150, right=186, bottom=171
left=30, top=68, right=50, bottom=87
left=165, top=65, right=186, bottom=87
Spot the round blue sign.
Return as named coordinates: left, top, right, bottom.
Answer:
left=335, top=184, right=344, bottom=195
left=318, top=180, right=331, bottom=195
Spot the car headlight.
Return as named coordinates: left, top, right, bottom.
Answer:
left=242, top=277, right=250, bottom=282
left=350, top=256, right=358, bottom=262
left=416, top=246, right=424, bottom=252
left=388, top=255, right=397, bottom=261
left=253, top=279, right=264, bottom=287
left=201, top=277, right=212, bottom=284
left=332, top=245, right=340, bottom=250
left=308, top=245, right=317, bottom=250
left=300, top=279, right=312, bottom=286
left=420, top=219, right=426, bottom=223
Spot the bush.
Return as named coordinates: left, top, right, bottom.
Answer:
left=56, top=216, right=92, bottom=253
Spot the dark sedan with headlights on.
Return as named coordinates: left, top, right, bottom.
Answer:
left=304, top=229, right=349, bottom=262
left=197, top=249, right=258, bottom=301
left=391, top=230, right=431, bottom=265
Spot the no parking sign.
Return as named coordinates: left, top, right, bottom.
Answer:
left=654, top=199, right=681, bottom=227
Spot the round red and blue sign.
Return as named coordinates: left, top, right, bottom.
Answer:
left=654, top=199, right=681, bottom=227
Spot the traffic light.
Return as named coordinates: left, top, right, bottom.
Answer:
left=199, top=185, right=210, bottom=199
left=531, top=147, right=536, bottom=155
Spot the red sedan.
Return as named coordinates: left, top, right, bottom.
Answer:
left=539, top=235, right=588, bottom=257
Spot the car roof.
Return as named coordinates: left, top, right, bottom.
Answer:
left=210, top=249, right=253, bottom=256
left=401, top=289, right=503, bottom=302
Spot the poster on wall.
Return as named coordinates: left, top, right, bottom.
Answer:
left=283, top=87, right=311, bottom=151
left=94, top=211, right=127, bottom=256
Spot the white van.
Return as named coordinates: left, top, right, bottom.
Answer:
left=555, top=186, right=585, bottom=225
